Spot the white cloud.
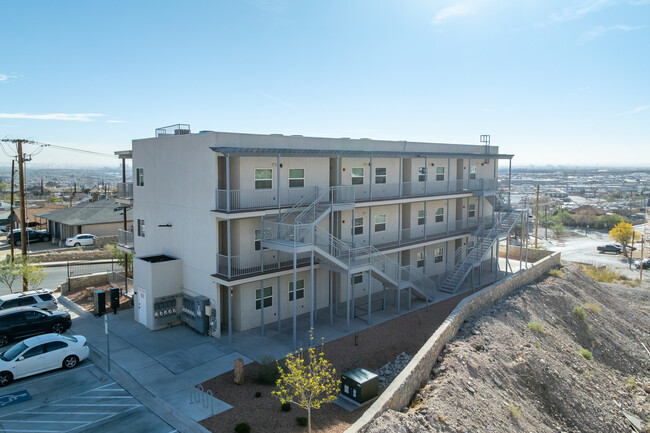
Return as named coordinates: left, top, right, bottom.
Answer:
left=0, top=74, right=17, bottom=82
left=617, top=104, right=650, bottom=115
left=579, top=24, right=646, bottom=42
left=0, top=113, right=103, bottom=122
left=549, top=0, right=614, bottom=22
left=106, top=120, right=125, bottom=123
left=432, top=3, right=476, bottom=26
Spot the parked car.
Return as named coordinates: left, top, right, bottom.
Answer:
left=5, top=228, right=51, bottom=246
left=65, top=233, right=97, bottom=247
left=0, top=333, right=89, bottom=386
left=597, top=244, right=622, bottom=254
left=634, top=258, right=650, bottom=270
left=0, top=226, right=9, bottom=233
left=0, top=290, right=58, bottom=311
left=0, top=306, right=71, bottom=347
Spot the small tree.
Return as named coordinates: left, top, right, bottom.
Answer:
left=21, top=260, right=46, bottom=289
left=552, top=222, right=566, bottom=239
left=552, top=209, right=575, bottom=227
left=595, top=214, right=626, bottom=230
left=108, top=244, right=133, bottom=278
left=272, top=332, right=341, bottom=433
left=0, top=259, right=22, bottom=294
left=609, top=221, right=640, bottom=258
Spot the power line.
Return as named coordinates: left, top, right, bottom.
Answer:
left=35, top=142, right=116, bottom=158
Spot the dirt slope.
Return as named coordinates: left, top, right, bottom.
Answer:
left=366, top=265, right=650, bottom=433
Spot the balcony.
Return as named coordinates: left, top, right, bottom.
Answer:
left=215, top=250, right=312, bottom=280
left=117, top=229, right=134, bottom=252
left=215, top=178, right=498, bottom=213
left=116, top=182, right=133, bottom=199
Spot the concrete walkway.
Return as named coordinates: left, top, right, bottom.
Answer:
left=58, top=297, right=253, bottom=433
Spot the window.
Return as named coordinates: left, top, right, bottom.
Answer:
left=45, top=341, right=68, bottom=352
left=470, top=166, right=477, bottom=180
left=137, top=219, right=145, bottom=237
left=289, top=279, right=305, bottom=302
left=435, top=207, right=444, bottom=223
left=17, top=297, right=37, bottom=307
left=418, top=167, right=427, bottom=182
left=136, top=168, right=144, bottom=186
left=255, top=286, right=273, bottom=310
left=351, top=168, right=364, bottom=185
left=436, top=166, right=445, bottom=181
left=416, top=251, right=425, bottom=268
left=23, top=344, right=45, bottom=359
left=434, top=247, right=444, bottom=263
left=352, top=273, right=363, bottom=285
left=289, top=169, right=304, bottom=188
left=417, top=209, right=425, bottom=226
left=23, top=310, right=46, bottom=320
left=353, top=217, right=363, bottom=236
left=374, top=214, right=386, bottom=232
left=468, top=203, right=476, bottom=218
left=254, top=229, right=272, bottom=251
left=254, top=168, right=273, bottom=190
left=375, top=167, right=386, bottom=184
left=467, top=239, right=475, bottom=252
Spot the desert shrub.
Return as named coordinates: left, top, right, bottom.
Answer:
left=255, top=356, right=280, bottom=385
left=548, top=269, right=564, bottom=278
left=584, top=303, right=601, bottom=315
left=622, top=279, right=641, bottom=287
left=527, top=322, right=545, bottom=333
left=507, top=402, right=521, bottom=419
left=296, top=417, right=308, bottom=427
left=625, top=377, right=636, bottom=389
left=585, top=325, right=593, bottom=334
left=573, top=306, right=586, bottom=321
left=281, top=402, right=292, bottom=412
left=254, top=391, right=261, bottom=398
left=534, top=343, right=541, bottom=348
left=579, top=349, right=593, bottom=360
left=234, top=422, right=251, bottom=433
left=581, top=265, right=617, bottom=283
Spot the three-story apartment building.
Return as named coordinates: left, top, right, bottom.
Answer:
left=117, top=126, right=516, bottom=347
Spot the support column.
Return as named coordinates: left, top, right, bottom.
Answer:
left=346, top=270, right=351, bottom=332
left=398, top=204, right=402, bottom=246
left=228, top=286, right=232, bottom=345
left=508, top=159, right=512, bottom=209
left=227, top=219, right=232, bottom=279
left=447, top=199, right=451, bottom=235
left=397, top=251, right=401, bottom=314
left=226, top=155, right=231, bottom=212
left=506, top=229, right=511, bottom=274
left=329, top=269, right=333, bottom=326
left=525, top=214, right=530, bottom=268
left=424, top=157, right=428, bottom=196
left=367, top=269, right=372, bottom=325
left=369, top=155, right=373, bottom=200
left=447, top=157, right=451, bottom=193
left=277, top=154, right=281, bottom=212
left=260, top=280, right=265, bottom=336
left=292, top=250, right=297, bottom=349
left=399, top=156, right=403, bottom=198
left=310, top=249, right=315, bottom=329
left=519, top=213, right=524, bottom=270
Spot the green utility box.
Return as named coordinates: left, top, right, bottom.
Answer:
left=340, top=368, right=378, bottom=404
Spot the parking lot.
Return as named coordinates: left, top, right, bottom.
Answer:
left=0, top=359, right=175, bottom=433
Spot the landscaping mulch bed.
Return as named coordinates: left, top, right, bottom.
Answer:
left=199, top=292, right=472, bottom=433
left=64, top=282, right=133, bottom=315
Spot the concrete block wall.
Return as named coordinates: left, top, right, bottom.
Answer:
left=346, top=251, right=561, bottom=433
left=61, top=272, right=109, bottom=294
left=499, top=245, right=553, bottom=263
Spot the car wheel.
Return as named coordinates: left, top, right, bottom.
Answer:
left=0, top=371, right=13, bottom=387
left=52, top=322, right=66, bottom=334
left=74, top=242, right=81, bottom=247
left=15, top=240, right=21, bottom=246
left=0, top=334, right=8, bottom=347
left=63, top=355, right=79, bottom=369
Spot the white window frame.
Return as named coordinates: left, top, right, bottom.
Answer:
left=417, top=209, right=425, bottom=226
left=289, top=279, right=305, bottom=302
left=436, top=166, right=445, bottom=181
left=254, top=168, right=273, bottom=190
left=435, top=207, right=444, bottom=223
left=434, top=247, right=444, bottom=263
left=351, top=168, right=364, bottom=185
left=470, top=166, right=477, bottom=180
left=416, top=251, right=425, bottom=268
left=468, top=203, right=476, bottom=218
left=288, top=168, right=304, bottom=189
left=352, top=273, right=363, bottom=285
left=255, top=286, right=273, bottom=310
left=374, top=214, right=386, bottom=232
left=375, top=167, right=386, bottom=184
left=137, top=219, right=145, bottom=237
left=418, top=167, right=427, bottom=182
left=254, top=229, right=272, bottom=251
left=136, top=168, right=144, bottom=186
left=353, top=217, right=364, bottom=236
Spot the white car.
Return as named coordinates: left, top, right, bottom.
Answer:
left=65, top=234, right=97, bottom=247
left=0, top=333, right=89, bottom=386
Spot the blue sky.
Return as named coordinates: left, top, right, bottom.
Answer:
left=1, top=0, right=649, bottom=167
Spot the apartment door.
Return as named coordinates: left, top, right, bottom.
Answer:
left=136, top=287, right=147, bottom=326
left=454, top=239, right=463, bottom=265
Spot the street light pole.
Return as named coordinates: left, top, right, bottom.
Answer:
left=17, top=140, right=29, bottom=292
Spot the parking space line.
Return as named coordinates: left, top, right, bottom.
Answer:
left=52, top=403, right=142, bottom=407
left=0, top=429, right=62, bottom=433
left=5, top=364, right=94, bottom=388
left=69, top=396, right=134, bottom=399
left=64, top=405, right=141, bottom=433
left=0, top=420, right=87, bottom=424
left=18, top=412, right=120, bottom=416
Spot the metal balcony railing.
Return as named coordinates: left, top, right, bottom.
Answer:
left=155, top=124, right=191, bottom=137
left=215, top=178, right=497, bottom=212
left=116, top=182, right=133, bottom=199
left=215, top=250, right=312, bottom=279
left=118, top=229, right=134, bottom=249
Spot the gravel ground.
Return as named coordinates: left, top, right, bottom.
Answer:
left=366, top=264, right=650, bottom=433
left=199, top=291, right=473, bottom=433
left=65, top=282, right=133, bottom=314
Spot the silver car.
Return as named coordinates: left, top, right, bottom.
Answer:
left=0, top=290, right=59, bottom=311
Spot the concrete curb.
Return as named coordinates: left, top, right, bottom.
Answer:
left=58, top=294, right=95, bottom=319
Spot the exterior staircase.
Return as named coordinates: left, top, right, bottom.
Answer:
left=437, top=209, right=521, bottom=293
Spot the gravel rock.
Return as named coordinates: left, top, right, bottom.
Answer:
left=376, top=352, right=412, bottom=388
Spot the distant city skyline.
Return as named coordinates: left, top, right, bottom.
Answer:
left=1, top=0, right=649, bottom=167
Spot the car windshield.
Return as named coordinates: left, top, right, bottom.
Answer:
left=1, top=342, right=27, bottom=361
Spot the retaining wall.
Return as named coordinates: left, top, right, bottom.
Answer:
left=61, top=272, right=109, bottom=294
left=498, top=245, right=553, bottom=263
left=346, top=251, right=561, bottom=433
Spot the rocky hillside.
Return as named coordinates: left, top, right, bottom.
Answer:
left=366, top=265, right=650, bottom=433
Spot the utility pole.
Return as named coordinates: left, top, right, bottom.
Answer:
left=544, top=204, right=548, bottom=240
left=9, top=160, right=15, bottom=261
left=535, top=185, right=539, bottom=249
left=17, top=139, right=28, bottom=291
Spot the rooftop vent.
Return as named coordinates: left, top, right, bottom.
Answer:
left=155, top=124, right=191, bottom=137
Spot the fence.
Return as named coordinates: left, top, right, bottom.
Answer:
left=67, top=260, right=122, bottom=278
left=107, top=270, right=134, bottom=296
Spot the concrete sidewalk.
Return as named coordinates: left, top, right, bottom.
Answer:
left=59, top=297, right=253, bottom=433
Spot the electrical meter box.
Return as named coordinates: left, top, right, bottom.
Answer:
left=181, top=294, right=210, bottom=334
left=153, top=294, right=181, bottom=327
left=93, top=290, right=106, bottom=316
left=340, top=368, right=378, bottom=404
